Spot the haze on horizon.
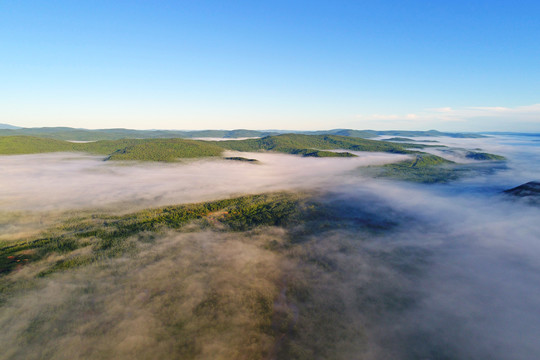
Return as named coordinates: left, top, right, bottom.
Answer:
left=1, top=1, right=539, bottom=132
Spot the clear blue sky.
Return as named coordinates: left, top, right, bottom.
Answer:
left=1, top=1, right=539, bottom=131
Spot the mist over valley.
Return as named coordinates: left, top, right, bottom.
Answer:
left=1, top=131, right=539, bottom=359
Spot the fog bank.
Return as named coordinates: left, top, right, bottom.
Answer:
left=0, top=151, right=408, bottom=213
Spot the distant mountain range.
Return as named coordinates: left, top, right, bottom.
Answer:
left=0, top=123, right=21, bottom=129
left=0, top=125, right=485, bottom=141
left=481, top=132, right=540, bottom=137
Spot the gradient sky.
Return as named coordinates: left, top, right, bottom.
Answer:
left=1, top=1, right=539, bottom=131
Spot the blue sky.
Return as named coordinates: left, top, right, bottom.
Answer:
left=1, top=1, right=539, bottom=131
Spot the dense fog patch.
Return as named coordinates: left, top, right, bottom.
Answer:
left=0, top=151, right=408, bottom=213
left=314, top=135, right=540, bottom=358
left=0, top=229, right=287, bottom=359
left=321, top=177, right=540, bottom=359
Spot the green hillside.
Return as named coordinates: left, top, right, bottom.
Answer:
left=0, top=136, right=74, bottom=154
left=372, top=154, right=460, bottom=183
left=0, top=137, right=224, bottom=161
left=0, top=134, right=505, bottom=174
left=104, top=139, right=224, bottom=161
left=75, top=139, right=149, bottom=154
left=100, top=134, right=412, bottom=160
left=0, top=134, right=414, bottom=159
left=214, top=134, right=413, bottom=155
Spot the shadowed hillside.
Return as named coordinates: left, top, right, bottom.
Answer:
left=504, top=181, right=540, bottom=205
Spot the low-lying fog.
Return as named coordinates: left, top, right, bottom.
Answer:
left=322, top=180, right=540, bottom=359
left=1, top=135, right=539, bottom=359
left=0, top=151, right=409, bottom=213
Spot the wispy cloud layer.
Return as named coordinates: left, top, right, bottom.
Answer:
left=356, top=103, right=540, bottom=131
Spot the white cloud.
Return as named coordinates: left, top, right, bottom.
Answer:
left=427, top=107, right=453, bottom=113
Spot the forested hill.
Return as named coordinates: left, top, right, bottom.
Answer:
left=0, top=134, right=505, bottom=163
left=0, top=134, right=413, bottom=160
left=211, top=134, right=418, bottom=154
left=0, top=134, right=507, bottom=184
left=0, top=136, right=225, bottom=160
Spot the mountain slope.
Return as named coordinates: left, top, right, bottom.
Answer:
left=105, top=139, right=224, bottom=161
left=0, top=136, right=74, bottom=154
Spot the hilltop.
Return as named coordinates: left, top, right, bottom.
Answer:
left=504, top=181, right=540, bottom=204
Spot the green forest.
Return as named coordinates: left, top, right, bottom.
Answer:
left=0, top=133, right=505, bottom=184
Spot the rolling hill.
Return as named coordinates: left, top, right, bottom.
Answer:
left=212, top=134, right=417, bottom=155
left=0, top=134, right=414, bottom=160
left=0, top=133, right=503, bottom=163
left=504, top=182, right=540, bottom=204
left=0, top=134, right=507, bottom=184
left=0, top=136, right=74, bottom=154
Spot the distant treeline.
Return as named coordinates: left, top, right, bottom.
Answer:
left=0, top=126, right=485, bottom=141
